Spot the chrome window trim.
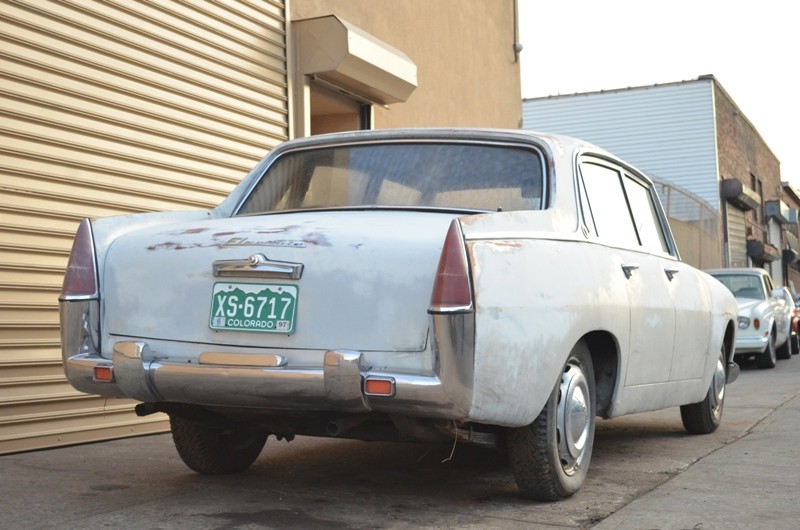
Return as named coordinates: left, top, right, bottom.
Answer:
left=232, top=137, right=550, bottom=216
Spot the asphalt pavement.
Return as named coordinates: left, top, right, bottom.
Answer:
left=2, top=355, right=799, bottom=529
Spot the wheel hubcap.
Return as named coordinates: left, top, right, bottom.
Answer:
left=556, top=361, right=591, bottom=476
left=709, top=354, right=725, bottom=419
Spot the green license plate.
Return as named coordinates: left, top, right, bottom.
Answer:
left=209, top=283, right=298, bottom=333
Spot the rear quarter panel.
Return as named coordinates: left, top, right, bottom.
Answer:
left=466, top=236, right=630, bottom=426
left=701, top=271, right=738, bottom=363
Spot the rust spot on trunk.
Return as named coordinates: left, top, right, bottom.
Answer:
left=147, top=241, right=204, bottom=251
left=490, top=241, right=522, bottom=249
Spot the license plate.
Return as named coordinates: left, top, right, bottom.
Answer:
left=209, top=283, right=298, bottom=333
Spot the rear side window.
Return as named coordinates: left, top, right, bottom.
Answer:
left=237, top=143, right=545, bottom=215
left=580, top=159, right=671, bottom=254
left=579, top=162, right=639, bottom=247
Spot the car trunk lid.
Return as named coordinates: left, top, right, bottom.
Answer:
left=102, top=210, right=459, bottom=352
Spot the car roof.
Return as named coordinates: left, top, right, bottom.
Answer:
left=705, top=268, right=769, bottom=276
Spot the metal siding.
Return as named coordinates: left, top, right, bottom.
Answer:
left=0, top=0, right=288, bottom=453
left=523, top=80, right=721, bottom=212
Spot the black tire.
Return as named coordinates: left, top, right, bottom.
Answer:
left=755, top=330, right=777, bottom=369
left=170, top=416, right=267, bottom=474
left=680, top=347, right=726, bottom=434
left=777, top=336, right=791, bottom=360
left=791, top=333, right=799, bottom=355
left=507, top=341, right=596, bottom=501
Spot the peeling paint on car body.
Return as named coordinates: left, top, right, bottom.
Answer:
left=60, top=129, right=739, bottom=497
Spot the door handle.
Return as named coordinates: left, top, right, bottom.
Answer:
left=664, top=268, right=679, bottom=281
left=621, top=263, right=639, bottom=279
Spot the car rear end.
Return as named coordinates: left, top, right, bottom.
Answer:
left=59, top=130, right=547, bottom=442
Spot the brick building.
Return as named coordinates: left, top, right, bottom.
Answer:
left=523, top=75, right=799, bottom=288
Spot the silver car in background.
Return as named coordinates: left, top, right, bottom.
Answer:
left=707, top=268, right=793, bottom=368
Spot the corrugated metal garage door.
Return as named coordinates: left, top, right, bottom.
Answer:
left=0, top=0, right=288, bottom=453
left=726, top=205, right=747, bottom=268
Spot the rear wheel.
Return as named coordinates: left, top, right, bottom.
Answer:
left=170, top=416, right=267, bottom=474
left=680, top=347, right=725, bottom=434
left=507, top=341, right=596, bottom=501
left=756, top=331, right=777, bottom=369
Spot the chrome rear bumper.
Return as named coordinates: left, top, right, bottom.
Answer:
left=64, top=338, right=472, bottom=420
left=62, top=296, right=475, bottom=420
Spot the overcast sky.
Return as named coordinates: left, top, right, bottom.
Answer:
left=518, top=0, right=799, bottom=189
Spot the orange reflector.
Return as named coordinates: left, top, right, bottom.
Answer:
left=364, top=378, right=395, bottom=396
left=94, top=366, right=114, bottom=382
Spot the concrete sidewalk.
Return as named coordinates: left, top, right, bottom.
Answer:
left=595, top=393, right=800, bottom=529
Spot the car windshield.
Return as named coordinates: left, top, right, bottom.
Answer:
left=712, top=274, right=765, bottom=300
left=237, top=142, right=545, bottom=215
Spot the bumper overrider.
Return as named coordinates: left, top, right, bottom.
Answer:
left=60, top=299, right=475, bottom=420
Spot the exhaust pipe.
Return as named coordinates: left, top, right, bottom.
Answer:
left=326, top=415, right=370, bottom=436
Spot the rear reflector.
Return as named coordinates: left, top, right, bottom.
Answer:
left=429, top=220, right=473, bottom=313
left=60, top=219, right=99, bottom=300
left=364, top=377, right=395, bottom=397
left=93, top=366, right=114, bottom=382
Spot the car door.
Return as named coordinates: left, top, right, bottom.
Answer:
left=579, top=160, right=676, bottom=386
left=618, top=173, right=713, bottom=381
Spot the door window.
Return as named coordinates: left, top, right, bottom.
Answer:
left=580, top=162, right=638, bottom=247
left=580, top=159, right=670, bottom=255
left=623, top=173, right=669, bottom=253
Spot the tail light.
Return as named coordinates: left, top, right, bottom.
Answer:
left=429, top=220, right=473, bottom=313
left=60, top=219, right=99, bottom=300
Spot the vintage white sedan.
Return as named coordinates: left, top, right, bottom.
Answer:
left=706, top=268, right=793, bottom=368
left=60, top=128, right=739, bottom=501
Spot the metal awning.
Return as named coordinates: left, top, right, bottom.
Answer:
left=721, top=179, right=760, bottom=211
left=746, top=239, right=780, bottom=262
left=294, top=15, right=418, bottom=105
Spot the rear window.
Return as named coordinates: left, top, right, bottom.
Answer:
left=237, top=143, right=545, bottom=215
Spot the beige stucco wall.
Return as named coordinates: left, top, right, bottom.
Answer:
left=291, top=0, right=522, bottom=129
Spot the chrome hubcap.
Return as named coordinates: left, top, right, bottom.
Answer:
left=556, top=361, right=591, bottom=476
left=709, top=353, right=726, bottom=419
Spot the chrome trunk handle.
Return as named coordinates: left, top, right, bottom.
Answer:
left=213, top=253, right=304, bottom=279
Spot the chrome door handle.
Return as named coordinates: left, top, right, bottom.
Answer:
left=621, top=263, right=639, bottom=279
left=665, top=268, right=679, bottom=281
left=213, top=253, right=304, bottom=279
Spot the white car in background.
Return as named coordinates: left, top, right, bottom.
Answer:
left=707, top=268, right=793, bottom=368
left=60, top=128, right=739, bottom=501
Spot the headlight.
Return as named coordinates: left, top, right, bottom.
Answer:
left=738, top=316, right=750, bottom=329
